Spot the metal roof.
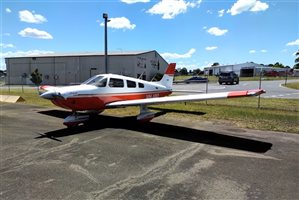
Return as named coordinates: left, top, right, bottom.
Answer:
left=5, top=50, right=156, bottom=59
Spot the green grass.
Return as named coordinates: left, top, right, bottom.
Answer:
left=1, top=88, right=298, bottom=133
left=149, top=100, right=299, bottom=133
left=0, top=87, right=55, bottom=107
left=282, top=81, right=299, bottom=90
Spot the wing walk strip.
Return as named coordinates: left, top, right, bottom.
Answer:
left=107, top=89, right=265, bottom=107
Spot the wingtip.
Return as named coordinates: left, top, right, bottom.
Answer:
left=228, top=89, right=266, bottom=98
left=247, top=89, right=266, bottom=96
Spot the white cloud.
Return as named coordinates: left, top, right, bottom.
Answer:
left=161, top=48, right=196, bottom=59
left=147, top=0, right=202, bottom=19
left=249, top=49, right=267, bottom=53
left=0, top=43, right=15, bottom=48
left=1, top=50, right=54, bottom=58
left=250, top=1, right=269, bottom=12
left=286, top=38, right=299, bottom=46
left=206, top=10, right=213, bottom=14
left=121, top=0, right=150, bottom=4
left=205, top=46, right=218, bottom=51
left=228, top=0, right=269, bottom=16
left=18, top=28, right=53, bottom=39
left=207, top=27, right=228, bottom=36
left=6, top=8, right=12, bottom=13
left=218, top=9, right=225, bottom=17
left=19, top=10, right=47, bottom=24
left=100, top=17, right=136, bottom=30
left=1, top=50, right=54, bottom=70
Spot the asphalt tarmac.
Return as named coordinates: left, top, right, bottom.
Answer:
left=1, top=103, right=299, bottom=200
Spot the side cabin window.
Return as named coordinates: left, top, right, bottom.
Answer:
left=82, top=75, right=106, bottom=87
left=109, top=78, right=124, bottom=88
left=127, top=80, right=136, bottom=88
left=96, top=78, right=107, bottom=87
left=138, top=82, right=144, bottom=88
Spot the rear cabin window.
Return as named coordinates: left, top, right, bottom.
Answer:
left=138, top=82, right=144, bottom=88
left=109, top=78, right=124, bottom=88
left=127, top=80, right=136, bottom=88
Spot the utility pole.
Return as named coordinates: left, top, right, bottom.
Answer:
left=103, top=13, right=109, bottom=73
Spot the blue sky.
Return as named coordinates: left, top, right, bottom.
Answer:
left=1, top=0, right=298, bottom=70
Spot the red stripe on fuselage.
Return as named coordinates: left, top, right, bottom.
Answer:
left=51, top=91, right=172, bottom=111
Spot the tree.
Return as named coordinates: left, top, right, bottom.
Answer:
left=192, top=68, right=202, bottom=75
left=212, top=62, right=219, bottom=67
left=30, top=69, right=43, bottom=85
left=180, top=67, right=188, bottom=75
left=294, top=50, right=299, bottom=69
left=272, top=62, right=285, bottom=68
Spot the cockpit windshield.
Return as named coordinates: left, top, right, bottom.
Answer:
left=81, top=75, right=107, bottom=87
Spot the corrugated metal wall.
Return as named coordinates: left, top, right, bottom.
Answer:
left=5, top=51, right=168, bottom=85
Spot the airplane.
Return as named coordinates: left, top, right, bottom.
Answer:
left=39, top=63, right=265, bottom=127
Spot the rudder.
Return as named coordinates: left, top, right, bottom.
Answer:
left=159, top=63, right=176, bottom=89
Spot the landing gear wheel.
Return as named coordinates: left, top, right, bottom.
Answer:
left=137, top=105, right=155, bottom=122
left=63, top=112, right=90, bottom=127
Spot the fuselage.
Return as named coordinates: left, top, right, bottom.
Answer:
left=40, top=74, right=172, bottom=111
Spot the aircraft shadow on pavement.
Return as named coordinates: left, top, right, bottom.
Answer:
left=148, top=107, right=206, bottom=116
left=38, top=110, right=272, bottom=153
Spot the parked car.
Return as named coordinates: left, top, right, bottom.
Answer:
left=218, top=71, right=239, bottom=85
left=184, top=76, right=208, bottom=84
left=173, top=76, right=208, bottom=84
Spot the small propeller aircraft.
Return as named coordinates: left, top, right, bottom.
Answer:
left=39, top=63, right=265, bottom=127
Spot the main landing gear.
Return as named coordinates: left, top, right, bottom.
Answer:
left=136, top=105, right=155, bottom=122
left=63, top=112, right=90, bottom=128
left=63, top=106, right=155, bottom=127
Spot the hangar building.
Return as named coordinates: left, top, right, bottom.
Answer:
left=204, top=62, right=267, bottom=77
left=204, top=62, right=295, bottom=77
left=5, top=50, right=168, bottom=85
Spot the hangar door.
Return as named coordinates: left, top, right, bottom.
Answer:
left=33, top=63, right=53, bottom=85
left=240, top=68, right=254, bottom=77
left=9, top=63, right=30, bottom=84
left=54, top=63, right=66, bottom=85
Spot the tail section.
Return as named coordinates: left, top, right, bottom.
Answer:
left=159, top=63, right=176, bottom=89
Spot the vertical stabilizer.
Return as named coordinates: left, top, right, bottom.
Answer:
left=159, top=63, right=176, bottom=89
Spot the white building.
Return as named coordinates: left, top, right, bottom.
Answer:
left=5, top=50, right=168, bottom=85
left=204, top=62, right=269, bottom=77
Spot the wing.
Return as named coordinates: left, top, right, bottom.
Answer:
left=106, top=89, right=265, bottom=107
left=172, top=90, right=204, bottom=94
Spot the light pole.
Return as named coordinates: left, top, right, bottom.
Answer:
left=103, top=13, right=109, bottom=74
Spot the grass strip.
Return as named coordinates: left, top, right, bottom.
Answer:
left=282, top=81, right=299, bottom=90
